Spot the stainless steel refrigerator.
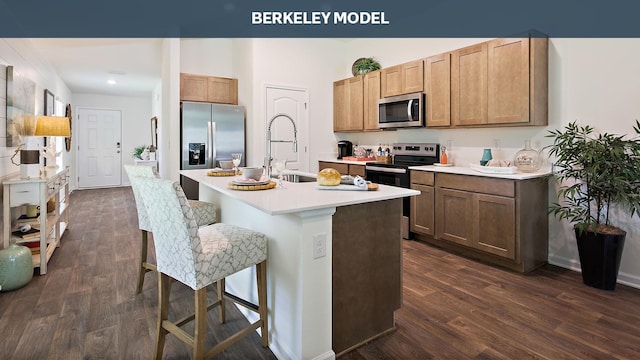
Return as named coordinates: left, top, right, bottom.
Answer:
left=180, top=101, right=245, bottom=199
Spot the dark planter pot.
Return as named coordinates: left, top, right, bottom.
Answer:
left=575, top=228, right=626, bottom=291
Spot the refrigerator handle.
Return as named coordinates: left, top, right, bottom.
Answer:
left=208, top=121, right=216, bottom=168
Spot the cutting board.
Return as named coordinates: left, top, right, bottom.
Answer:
left=317, top=183, right=378, bottom=191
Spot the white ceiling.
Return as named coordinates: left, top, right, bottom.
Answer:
left=29, top=38, right=163, bottom=97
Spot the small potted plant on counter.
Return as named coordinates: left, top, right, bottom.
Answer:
left=546, top=120, right=640, bottom=290
left=132, top=145, right=149, bottom=160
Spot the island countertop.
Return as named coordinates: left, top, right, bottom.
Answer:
left=180, top=169, right=419, bottom=215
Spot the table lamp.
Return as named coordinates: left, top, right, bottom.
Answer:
left=35, top=116, right=70, bottom=170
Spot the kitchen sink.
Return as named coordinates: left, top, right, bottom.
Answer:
left=272, top=174, right=317, bottom=183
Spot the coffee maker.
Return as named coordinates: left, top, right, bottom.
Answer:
left=337, top=140, right=353, bottom=159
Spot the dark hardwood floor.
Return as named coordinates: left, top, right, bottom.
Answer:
left=2, top=187, right=640, bottom=359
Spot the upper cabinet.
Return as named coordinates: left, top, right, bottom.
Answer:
left=451, top=36, right=548, bottom=127
left=363, top=70, right=381, bottom=131
left=180, top=73, right=238, bottom=105
left=333, top=76, right=364, bottom=132
left=381, top=60, right=424, bottom=97
left=424, top=53, right=451, bottom=127
left=451, top=43, right=488, bottom=126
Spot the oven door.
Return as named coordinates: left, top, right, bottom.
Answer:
left=366, top=165, right=411, bottom=239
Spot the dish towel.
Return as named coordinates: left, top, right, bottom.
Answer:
left=341, top=175, right=368, bottom=189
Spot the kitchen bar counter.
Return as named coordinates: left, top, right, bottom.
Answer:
left=180, top=169, right=418, bottom=360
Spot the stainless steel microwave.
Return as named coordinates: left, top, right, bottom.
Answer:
left=378, top=92, right=425, bottom=129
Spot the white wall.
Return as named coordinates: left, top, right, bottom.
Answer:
left=72, top=93, right=152, bottom=186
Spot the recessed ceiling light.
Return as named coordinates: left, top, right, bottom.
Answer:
left=107, top=79, right=116, bottom=85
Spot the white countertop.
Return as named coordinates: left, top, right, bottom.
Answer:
left=180, top=169, right=419, bottom=215
left=409, top=164, right=552, bottom=180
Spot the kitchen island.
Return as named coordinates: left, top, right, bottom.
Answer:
left=180, top=169, right=419, bottom=360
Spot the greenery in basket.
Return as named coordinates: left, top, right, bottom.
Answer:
left=132, top=145, right=148, bottom=160
left=352, top=57, right=381, bottom=76
left=545, top=120, right=640, bottom=235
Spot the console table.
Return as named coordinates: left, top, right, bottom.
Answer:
left=2, top=167, right=70, bottom=275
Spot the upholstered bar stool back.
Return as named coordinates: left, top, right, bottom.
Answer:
left=124, top=165, right=218, bottom=293
left=131, top=176, right=268, bottom=359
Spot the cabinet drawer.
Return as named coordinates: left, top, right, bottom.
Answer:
left=9, top=183, right=41, bottom=206
left=411, top=171, right=434, bottom=186
left=436, top=173, right=515, bottom=197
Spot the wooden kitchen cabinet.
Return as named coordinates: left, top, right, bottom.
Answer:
left=411, top=171, right=548, bottom=273
left=410, top=171, right=435, bottom=236
left=333, top=76, right=364, bottom=132
left=363, top=70, right=381, bottom=131
left=451, top=36, right=548, bottom=127
left=180, top=73, right=238, bottom=104
left=380, top=60, right=424, bottom=97
left=424, top=53, right=451, bottom=127
left=2, top=167, right=70, bottom=275
left=451, top=43, right=488, bottom=126
left=318, top=161, right=366, bottom=178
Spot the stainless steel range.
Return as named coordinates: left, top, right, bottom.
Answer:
left=365, top=143, right=439, bottom=239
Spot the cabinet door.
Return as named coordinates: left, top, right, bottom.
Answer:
left=401, top=60, right=424, bottom=94
left=473, top=193, right=516, bottom=259
left=207, top=77, right=238, bottom=104
left=333, top=77, right=363, bottom=132
left=349, top=164, right=366, bottom=178
left=333, top=79, right=349, bottom=132
left=436, top=188, right=473, bottom=246
left=487, top=38, right=529, bottom=124
left=425, top=53, right=451, bottom=127
left=451, top=43, right=487, bottom=126
left=180, top=73, right=208, bottom=101
left=410, top=184, right=434, bottom=236
left=363, top=70, right=381, bottom=131
left=347, top=76, right=364, bottom=131
left=380, top=64, right=402, bottom=97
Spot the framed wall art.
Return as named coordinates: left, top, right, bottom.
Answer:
left=44, top=89, right=54, bottom=116
left=6, top=65, right=36, bottom=147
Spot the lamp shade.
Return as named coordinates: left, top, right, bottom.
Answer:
left=35, top=116, right=70, bottom=137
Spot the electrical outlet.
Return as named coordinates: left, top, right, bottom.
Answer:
left=313, top=233, right=327, bottom=259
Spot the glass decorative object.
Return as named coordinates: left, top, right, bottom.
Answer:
left=480, top=148, right=493, bottom=166
left=513, top=140, right=542, bottom=172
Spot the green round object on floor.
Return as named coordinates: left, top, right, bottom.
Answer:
left=0, top=243, right=34, bottom=292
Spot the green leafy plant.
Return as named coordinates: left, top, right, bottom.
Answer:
left=132, top=145, right=148, bottom=160
left=546, top=120, right=640, bottom=234
left=352, top=57, right=381, bottom=76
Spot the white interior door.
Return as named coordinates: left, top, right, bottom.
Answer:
left=266, top=85, right=309, bottom=172
left=77, top=108, right=122, bottom=188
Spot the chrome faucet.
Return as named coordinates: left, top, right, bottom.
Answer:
left=264, top=113, right=298, bottom=179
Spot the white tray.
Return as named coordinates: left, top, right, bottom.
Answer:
left=469, top=163, right=518, bottom=174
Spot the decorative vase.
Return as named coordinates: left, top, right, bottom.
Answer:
left=513, top=140, right=542, bottom=172
left=0, top=243, right=34, bottom=292
left=480, top=148, right=493, bottom=166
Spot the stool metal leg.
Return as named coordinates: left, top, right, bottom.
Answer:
left=257, top=260, right=269, bottom=346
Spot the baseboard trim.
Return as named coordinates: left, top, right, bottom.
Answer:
left=548, top=254, right=640, bottom=289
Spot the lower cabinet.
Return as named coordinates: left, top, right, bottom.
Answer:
left=410, top=170, right=548, bottom=273
left=318, top=161, right=366, bottom=178
left=410, top=171, right=434, bottom=236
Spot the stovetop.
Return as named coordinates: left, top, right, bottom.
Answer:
left=366, top=143, right=440, bottom=168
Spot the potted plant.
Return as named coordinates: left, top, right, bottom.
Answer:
left=351, top=57, right=381, bottom=76
left=546, top=120, right=640, bottom=290
left=132, top=145, right=148, bottom=160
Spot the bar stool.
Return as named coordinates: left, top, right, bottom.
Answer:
left=124, top=165, right=217, bottom=293
left=131, top=176, right=268, bottom=359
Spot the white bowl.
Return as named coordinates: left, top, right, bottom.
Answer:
left=219, top=160, right=234, bottom=169
left=242, top=167, right=264, bottom=180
